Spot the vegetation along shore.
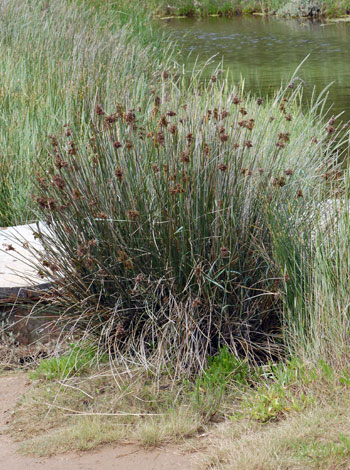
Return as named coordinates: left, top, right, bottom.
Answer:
left=2, top=0, right=350, bottom=469
left=146, top=0, right=350, bottom=18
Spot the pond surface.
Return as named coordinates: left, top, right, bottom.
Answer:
left=159, top=16, right=350, bottom=121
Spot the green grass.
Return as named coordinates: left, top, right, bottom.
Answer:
left=0, top=0, right=172, bottom=225
left=29, top=343, right=108, bottom=380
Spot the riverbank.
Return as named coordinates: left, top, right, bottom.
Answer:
left=146, top=0, right=350, bottom=19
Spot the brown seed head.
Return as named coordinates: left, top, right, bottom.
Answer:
left=115, top=167, right=124, bottom=181
left=192, top=297, right=202, bottom=308
left=54, top=156, right=68, bottom=170
left=180, top=149, right=190, bottom=163
left=44, top=198, right=55, bottom=210
left=194, top=265, right=201, bottom=277
left=36, top=175, right=48, bottom=190
left=186, top=133, right=193, bottom=144
left=169, top=183, right=185, bottom=195
left=117, top=249, right=127, bottom=263
left=125, top=259, right=133, bottom=270
left=96, top=212, right=108, bottom=219
left=168, top=124, right=177, bottom=135
left=278, top=177, right=286, bottom=187
left=68, top=141, right=77, bottom=155
left=128, top=210, right=140, bottom=220
left=220, top=110, right=229, bottom=119
left=278, top=132, right=290, bottom=142
left=159, top=115, right=169, bottom=127
left=220, top=246, right=230, bottom=257
left=105, top=114, right=118, bottom=124
left=73, top=188, right=81, bottom=200
left=155, top=131, right=165, bottom=146
left=125, top=140, right=134, bottom=150
left=52, top=174, right=65, bottom=190
left=95, top=104, right=105, bottom=116
left=125, top=109, right=136, bottom=125
left=135, top=273, right=145, bottom=283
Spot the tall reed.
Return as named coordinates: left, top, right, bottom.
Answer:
left=268, top=168, right=350, bottom=365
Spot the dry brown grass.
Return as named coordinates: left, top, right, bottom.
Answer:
left=7, top=357, right=350, bottom=470
left=200, top=392, right=350, bottom=470
left=9, top=366, right=204, bottom=456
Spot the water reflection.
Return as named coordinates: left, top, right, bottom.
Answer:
left=159, top=16, right=350, bottom=120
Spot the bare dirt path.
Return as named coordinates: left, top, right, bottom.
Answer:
left=0, top=374, right=198, bottom=470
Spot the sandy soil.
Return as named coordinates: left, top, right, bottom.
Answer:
left=0, top=374, right=198, bottom=470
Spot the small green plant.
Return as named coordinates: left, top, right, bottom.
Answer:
left=192, top=348, right=252, bottom=415
left=235, top=358, right=316, bottom=422
left=30, top=343, right=107, bottom=380
left=339, top=367, right=350, bottom=386
left=240, top=382, right=311, bottom=422
left=263, top=357, right=316, bottom=386
left=196, top=347, right=250, bottom=391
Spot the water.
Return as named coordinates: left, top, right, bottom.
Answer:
left=159, top=16, right=350, bottom=121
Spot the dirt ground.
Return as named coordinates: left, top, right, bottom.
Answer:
left=0, top=374, right=198, bottom=470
